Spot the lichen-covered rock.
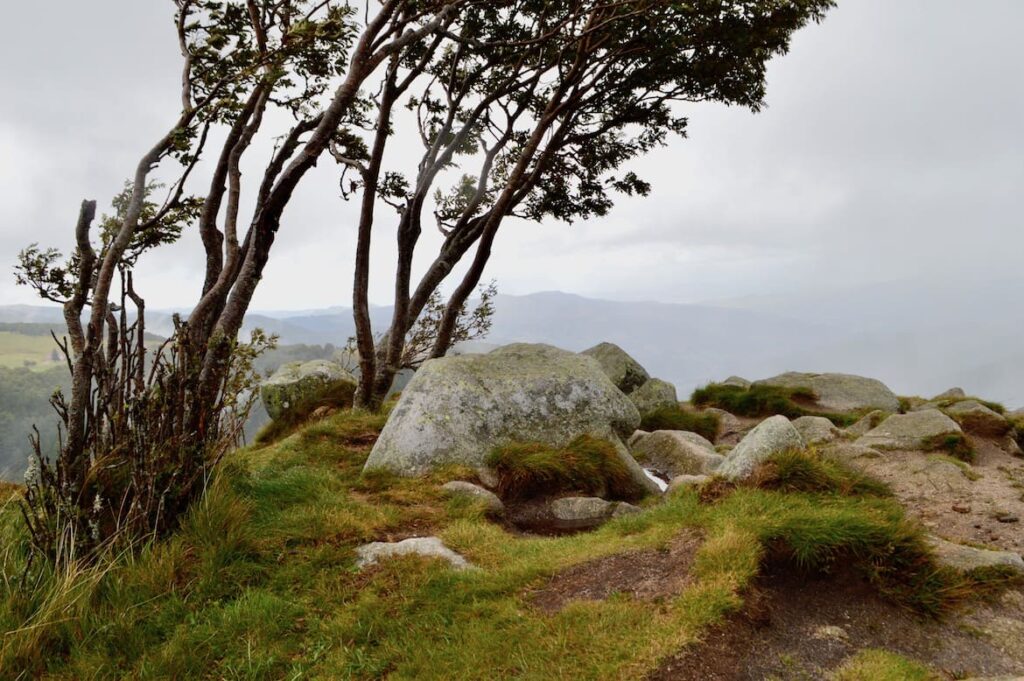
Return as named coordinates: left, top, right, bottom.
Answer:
left=717, top=415, right=804, bottom=480
left=355, top=537, right=475, bottom=571
left=792, top=415, right=841, bottom=445
left=926, top=536, right=1024, bottom=574
left=845, top=410, right=888, bottom=437
left=581, top=342, right=650, bottom=394
left=720, top=376, right=752, bottom=389
left=260, top=359, right=357, bottom=421
left=549, top=496, right=639, bottom=530
left=630, top=430, right=722, bottom=478
left=667, top=474, right=711, bottom=493
left=855, top=409, right=963, bottom=451
left=934, top=387, right=967, bottom=401
left=753, top=372, right=900, bottom=414
left=943, top=400, right=1012, bottom=437
left=629, top=378, right=678, bottom=417
left=364, top=344, right=654, bottom=495
left=442, top=481, right=504, bottom=515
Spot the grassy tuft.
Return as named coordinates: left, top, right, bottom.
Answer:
left=831, top=648, right=940, bottom=681
left=750, top=449, right=892, bottom=498
left=923, top=432, right=975, bottom=463
left=640, top=406, right=720, bottom=441
left=691, top=383, right=860, bottom=427
left=486, top=435, right=647, bottom=502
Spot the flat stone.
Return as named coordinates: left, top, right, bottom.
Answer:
left=927, top=536, right=1024, bottom=574
left=792, top=415, right=841, bottom=445
left=855, top=409, right=963, bottom=451
left=356, top=537, right=474, bottom=571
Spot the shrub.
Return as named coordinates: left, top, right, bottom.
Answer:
left=485, top=436, right=646, bottom=502
left=639, top=407, right=719, bottom=441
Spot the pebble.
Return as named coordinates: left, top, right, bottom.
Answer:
left=952, top=503, right=971, bottom=514
left=996, top=513, right=1020, bottom=524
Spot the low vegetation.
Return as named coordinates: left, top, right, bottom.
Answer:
left=923, top=432, right=975, bottom=463
left=691, top=383, right=860, bottom=426
left=486, top=436, right=646, bottom=502
left=639, top=406, right=720, bottom=441
left=830, top=648, right=939, bottom=681
left=0, top=411, right=1013, bottom=678
left=749, top=449, right=893, bottom=498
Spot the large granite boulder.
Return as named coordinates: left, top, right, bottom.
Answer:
left=629, top=378, right=679, bottom=417
left=753, top=372, right=900, bottom=414
left=630, top=430, right=723, bottom=478
left=260, top=359, right=357, bottom=421
left=364, top=344, right=656, bottom=493
left=855, top=409, right=963, bottom=451
left=581, top=342, right=650, bottom=394
left=943, top=400, right=1012, bottom=437
left=717, top=415, right=804, bottom=480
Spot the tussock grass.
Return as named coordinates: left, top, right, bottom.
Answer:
left=0, top=409, right=1008, bottom=678
left=486, top=435, right=646, bottom=501
left=691, top=383, right=860, bottom=426
left=750, top=449, right=892, bottom=498
left=640, top=406, right=720, bottom=441
left=923, top=432, right=975, bottom=463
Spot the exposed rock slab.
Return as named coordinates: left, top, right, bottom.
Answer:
left=855, top=409, right=963, bottom=451
left=630, top=430, right=723, bottom=478
left=355, top=537, right=474, bottom=571
left=754, top=371, right=900, bottom=414
left=581, top=342, right=650, bottom=394
left=717, top=416, right=804, bottom=480
left=927, top=536, right=1024, bottom=574
left=792, top=415, right=841, bottom=446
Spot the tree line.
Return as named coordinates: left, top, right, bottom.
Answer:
left=13, top=0, right=834, bottom=564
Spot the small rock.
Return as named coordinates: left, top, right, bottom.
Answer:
left=812, top=624, right=849, bottom=643
left=934, top=387, right=967, bottom=401
left=792, top=415, right=841, bottom=446
left=995, top=512, right=1020, bottom=524
left=717, top=416, right=804, bottom=481
left=855, top=409, right=963, bottom=451
left=476, top=467, right=500, bottom=490
left=549, top=496, right=638, bottom=530
left=667, top=474, right=710, bottom=493
left=720, top=376, right=752, bottom=389
left=952, top=504, right=971, bottom=514
left=581, top=342, right=650, bottom=394
left=926, top=536, right=1024, bottom=574
left=355, top=537, right=474, bottom=571
left=629, top=378, right=679, bottom=417
left=442, top=481, right=504, bottom=515
left=630, top=430, right=723, bottom=479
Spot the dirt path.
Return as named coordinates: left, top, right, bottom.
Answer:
left=649, top=563, right=1024, bottom=680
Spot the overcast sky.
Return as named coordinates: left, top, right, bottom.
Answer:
left=0, top=1, right=1021, bottom=311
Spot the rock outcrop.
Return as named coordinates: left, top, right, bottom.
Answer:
left=753, top=372, right=900, bottom=414
left=943, top=400, right=1012, bottom=437
left=581, top=342, right=650, bottom=394
left=364, top=344, right=658, bottom=494
left=629, top=378, right=679, bottom=417
left=717, top=415, right=804, bottom=480
left=630, top=430, right=723, bottom=478
left=855, top=409, right=963, bottom=451
left=792, top=415, right=841, bottom=446
left=260, top=360, right=357, bottom=421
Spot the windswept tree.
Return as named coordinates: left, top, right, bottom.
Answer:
left=14, top=0, right=466, bottom=563
left=339, top=0, right=836, bottom=409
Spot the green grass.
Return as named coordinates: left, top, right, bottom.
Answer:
left=0, top=410, right=1006, bottom=678
left=923, top=432, right=975, bottom=463
left=831, top=648, right=940, bottom=680
left=0, top=331, right=63, bottom=370
left=691, top=383, right=860, bottom=427
left=486, top=435, right=647, bottom=501
left=640, top=406, right=720, bottom=441
left=750, top=449, right=893, bottom=498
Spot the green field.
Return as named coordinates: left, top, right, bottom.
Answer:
left=0, top=331, right=62, bottom=370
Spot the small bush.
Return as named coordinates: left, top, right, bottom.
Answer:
left=751, top=449, right=891, bottom=497
left=640, top=406, right=719, bottom=441
left=691, top=383, right=860, bottom=427
left=485, top=435, right=646, bottom=502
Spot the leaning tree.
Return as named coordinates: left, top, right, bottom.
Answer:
left=336, top=0, right=836, bottom=409
left=14, top=0, right=468, bottom=563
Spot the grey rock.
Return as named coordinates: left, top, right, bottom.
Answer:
left=754, top=372, right=900, bottom=414
left=926, top=536, right=1024, bottom=574
left=629, top=378, right=679, bottom=417
left=260, top=359, right=356, bottom=421
left=845, top=410, right=888, bottom=437
left=820, top=442, right=884, bottom=463
left=442, top=481, right=504, bottom=515
left=630, top=430, right=723, bottom=478
left=721, top=376, right=752, bottom=389
left=364, top=344, right=658, bottom=495
left=627, top=430, right=651, bottom=448
left=667, top=474, right=711, bottom=493
left=944, top=400, right=1012, bottom=437
left=549, top=496, right=639, bottom=530
left=934, top=387, right=967, bottom=401
left=581, top=342, right=650, bottom=394
left=717, top=416, right=804, bottom=481
left=703, top=408, right=744, bottom=445
left=355, top=537, right=474, bottom=571
left=855, top=409, right=963, bottom=451
left=792, top=415, right=841, bottom=446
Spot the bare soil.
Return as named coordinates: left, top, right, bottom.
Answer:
left=851, top=435, right=1024, bottom=555
left=649, top=562, right=1024, bottom=680
left=527, top=531, right=703, bottom=613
